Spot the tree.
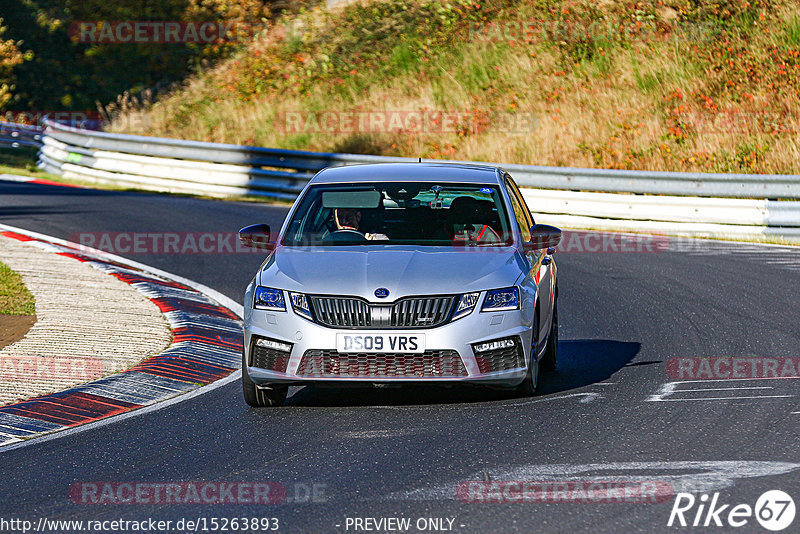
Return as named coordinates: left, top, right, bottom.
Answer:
left=2, top=0, right=272, bottom=113
left=0, top=18, right=30, bottom=111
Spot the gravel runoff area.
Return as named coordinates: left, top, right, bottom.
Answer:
left=0, top=233, right=172, bottom=405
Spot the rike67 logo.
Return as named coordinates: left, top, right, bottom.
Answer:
left=668, top=490, right=795, bottom=531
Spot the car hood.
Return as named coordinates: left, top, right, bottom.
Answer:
left=259, top=245, right=528, bottom=301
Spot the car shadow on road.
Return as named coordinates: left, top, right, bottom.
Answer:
left=534, top=339, right=641, bottom=396
left=283, top=339, right=640, bottom=407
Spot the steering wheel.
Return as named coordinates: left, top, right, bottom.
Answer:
left=325, top=229, right=368, bottom=243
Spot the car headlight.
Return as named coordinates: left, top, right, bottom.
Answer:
left=289, top=292, right=312, bottom=320
left=453, top=292, right=480, bottom=320
left=254, top=286, right=286, bottom=311
left=481, top=287, right=520, bottom=312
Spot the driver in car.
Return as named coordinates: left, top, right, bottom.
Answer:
left=335, top=208, right=389, bottom=241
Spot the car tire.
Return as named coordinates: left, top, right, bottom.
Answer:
left=540, top=296, right=558, bottom=373
left=516, top=311, right=540, bottom=396
left=242, top=352, right=288, bottom=407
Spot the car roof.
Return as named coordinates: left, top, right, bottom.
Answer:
left=309, top=162, right=504, bottom=185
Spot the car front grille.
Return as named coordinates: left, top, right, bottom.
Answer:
left=296, top=349, right=467, bottom=377
left=249, top=343, right=289, bottom=373
left=474, top=338, right=525, bottom=374
left=309, top=295, right=455, bottom=329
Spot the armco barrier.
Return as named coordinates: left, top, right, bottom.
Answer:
left=0, top=121, right=43, bottom=149
left=6, top=118, right=800, bottom=241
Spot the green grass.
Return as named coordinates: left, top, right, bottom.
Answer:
left=0, top=147, right=42, bottom=176
left=0, top=262, right=35, bottom=316
left=0, top=149, right=97, bottom=186
left=783, top=15, right=800, bottom=47
left=0, top=146, right=79, bottom=184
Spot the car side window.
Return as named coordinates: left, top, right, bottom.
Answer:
left=504, top=175, right=532, bottom=242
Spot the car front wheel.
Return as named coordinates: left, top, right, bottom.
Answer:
left=540, top=296, right=558, bottom=373
left=242, top=352, right=288, bottom=407
left=516, top=312, right=540, bottom=396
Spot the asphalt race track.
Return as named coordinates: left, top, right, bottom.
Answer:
left=2, top=179, right=800, bottom=533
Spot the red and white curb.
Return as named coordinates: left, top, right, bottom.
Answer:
left=0, top=224, right=243, bottom=449
left=0, top=173, right=84, bottom=188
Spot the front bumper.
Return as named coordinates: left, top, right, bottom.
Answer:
left=243, top=298, right=535, bottom=388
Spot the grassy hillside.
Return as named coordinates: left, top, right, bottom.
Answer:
left=109, top=0, right=800, bottom=174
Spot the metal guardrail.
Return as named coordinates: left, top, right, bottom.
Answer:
left=6, top=118, right=800, bottom=241
left=0, top=121, right=43, bottom=149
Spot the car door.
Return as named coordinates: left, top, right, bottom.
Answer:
left=504, top=173, right=554, bottom=357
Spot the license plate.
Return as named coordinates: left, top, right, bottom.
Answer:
left=336, top=333, right=425, bottom=353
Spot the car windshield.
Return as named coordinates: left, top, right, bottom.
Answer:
left=282, top=182, right=514, bottom=247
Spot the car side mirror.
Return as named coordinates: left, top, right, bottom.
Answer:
left=524, top=224, right=562, bottom=251
left=239, top=224, right=274, bottom=250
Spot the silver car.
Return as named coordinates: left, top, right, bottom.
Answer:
left=238, top=163, right=561, bottom=406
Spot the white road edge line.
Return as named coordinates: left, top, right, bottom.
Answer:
left=671, top=377, right=800, bottom=382
left=0, top=174, right=35, bottom=183
left=473, top=391, right=603, bottom=408
left=0, top=222, right=244, bottom=454
left=673, top=386, right=774, bottom=392
left=650, top=395, right=793, bottom=402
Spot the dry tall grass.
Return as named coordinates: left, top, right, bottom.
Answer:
left=108, top=0, right=800, bottom=174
